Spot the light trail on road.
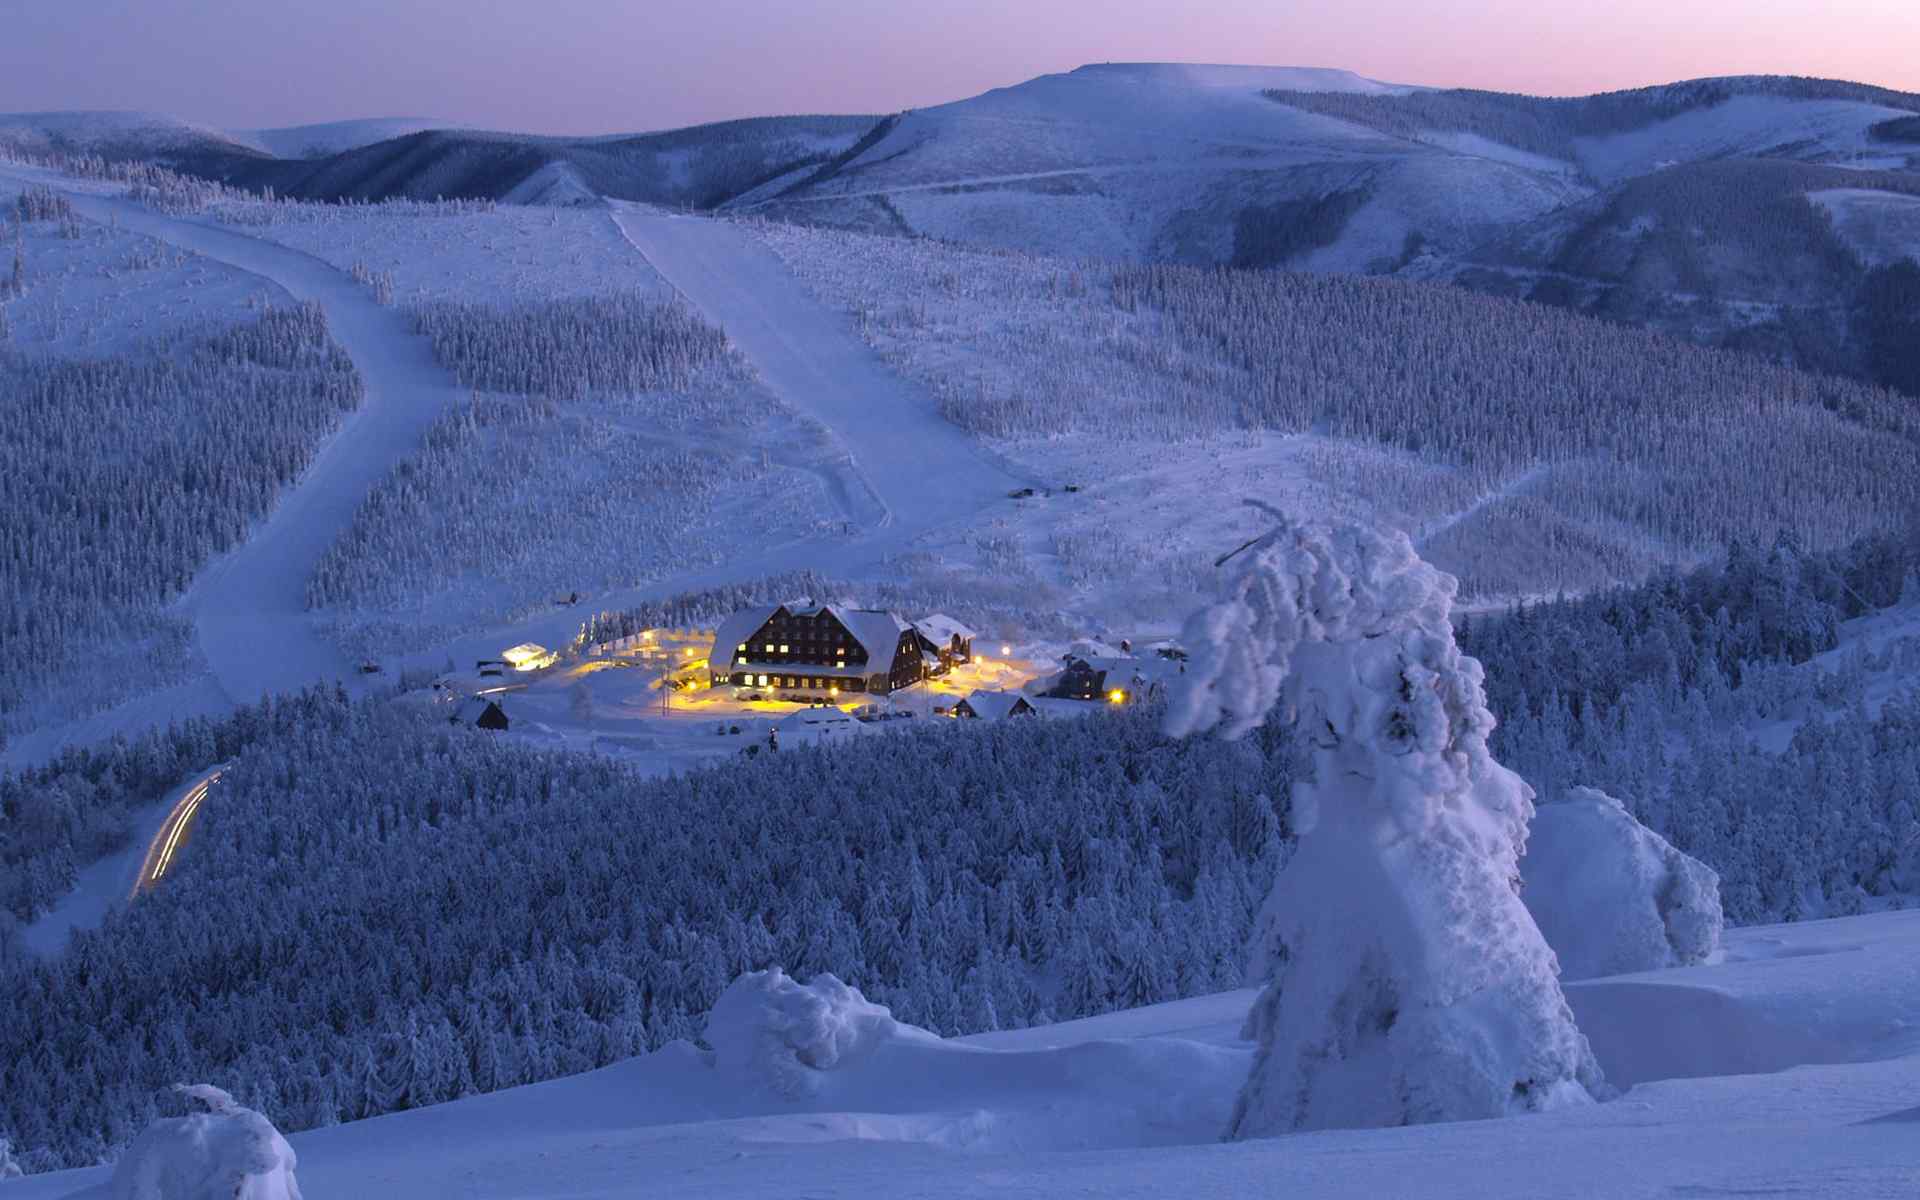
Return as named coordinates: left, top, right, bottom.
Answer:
left=131, top=768, right=224, bottom=898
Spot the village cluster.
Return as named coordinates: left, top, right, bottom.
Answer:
left=429, top=600, right=1188, bottom=758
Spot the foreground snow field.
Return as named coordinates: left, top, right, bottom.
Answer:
left=12, top=912, right=1920, bottom=1199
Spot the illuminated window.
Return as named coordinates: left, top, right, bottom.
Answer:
left=765, top=643, right=775, bottom=653
left=737, top=643, right=747, bottom=652
left=780, top=644, right=789, bottom=653
left=757, top=675, right=768, bottom=686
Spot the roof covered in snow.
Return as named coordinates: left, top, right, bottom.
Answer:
left=836, top=609, right=913, bottom=666
left=710, top=606, right=781, bottom=672
left=916, top=613, right=978, bottom=645
left=958, top=690, right=1034, bottom=720
left=453, top=698, right=507, bottom=726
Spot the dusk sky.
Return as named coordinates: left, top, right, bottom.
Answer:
left=5, top=0, right=1918, bottom=135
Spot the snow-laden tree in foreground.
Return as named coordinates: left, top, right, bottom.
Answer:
left=104, top=1085, right=302, bottom=1200
left=1523, top=787, right=1723, bottom=980
left=1165, top=510, right=1607, bottom=1136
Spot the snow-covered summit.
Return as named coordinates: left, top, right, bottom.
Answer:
left=0, top=110, right=260, bottom=160
left=233, top=118, right=467, bottom=160
left=1062, top=61, right=1411, bottom=95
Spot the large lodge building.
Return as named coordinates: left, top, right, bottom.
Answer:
left=709, top=603, right=976, bottom=697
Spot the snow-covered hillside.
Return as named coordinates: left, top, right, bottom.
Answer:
left=11, top=913, right=1920, bottom=1198
left=744, top=62, right=1586, bottom=266
left=0, top=110, right=259, bottom=163
left=233, top=118, right=467, bottom=159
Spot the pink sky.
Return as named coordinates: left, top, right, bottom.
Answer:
left=3, top=0, right=1917, bottom=134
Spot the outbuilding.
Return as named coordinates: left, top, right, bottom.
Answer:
left=451, top=698, right=511, bottom=731
left=954, top=689, right=1037, bottom=721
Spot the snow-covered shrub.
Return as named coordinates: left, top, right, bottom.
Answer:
left=1167, top=511, right=1606, bottom=1135
left=705, top=970, right=915, bottom=1098
left=0, top=1133, right=21, bottom=1179
left=1523, top=787, right=1723, bottom=979
left=107, top=1085, right=301, bottom=1200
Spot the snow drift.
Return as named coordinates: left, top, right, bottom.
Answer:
left=694, top=968, right=1249, bottom=1151
left=98, top=1084, right=301, bottom=1200
left=1167, top=513, right=1606, bottom=1136
left=1524, top=786, right=1724, bottom=980
left=705, top=970, right=921, bottom=1098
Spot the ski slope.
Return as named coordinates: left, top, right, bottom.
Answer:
left=13, top=911, right=1920, bottom=1199
left=610, top=203, right=1029, bottom=527
left=0, top=164, right=470, bottom=711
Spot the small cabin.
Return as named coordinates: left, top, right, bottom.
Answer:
left=954, top=690, right=1037, bottom=721
left=452, top=698, right=510, bottom=731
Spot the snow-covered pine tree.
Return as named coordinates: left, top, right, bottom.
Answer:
left=1164, top=507, right=1607, bottom=1135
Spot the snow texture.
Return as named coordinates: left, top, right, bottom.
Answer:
left=705, top=969, right=921, bottom=1098
left=1167, top=513, right=1606, bottom=1134
left=99, top=1085, right=301, bottom=1200
left=1523, top=787, right=1725, bottom=980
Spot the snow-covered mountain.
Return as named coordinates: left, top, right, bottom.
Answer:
left=231, top=117, right=469, bottom=160
left=0, top=110, right=263, bottom=163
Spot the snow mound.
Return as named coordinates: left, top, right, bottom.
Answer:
left=705, top=970, right=920, bottom=1097
left=103, top=1084, right=302, bottom=1200
left=1525, top=787, right=1724, bottom=980
left=686, top=969, right=1248, bottom=1151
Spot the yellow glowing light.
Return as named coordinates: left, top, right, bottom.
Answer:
left=829, top=686, right=839, bottom=697
left=1108, top=689, right=1126, bottom=704
left=502, top=642, right=556, bottom=671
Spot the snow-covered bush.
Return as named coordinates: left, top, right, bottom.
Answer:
left=106, top=1085, right=301, bottom=1200
left=1523, top=787, right=1723, bottom=979
left=706, top=970, right=915, bottom=1098
left=1167, top=511, right=1606, bottom=1135
left=0, top=1133, right=21, bottom=1179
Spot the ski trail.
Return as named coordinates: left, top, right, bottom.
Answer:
left=607, top=202, right=1030, bottom=530
left=10, top=173, right=471, bottom=709
left=1417, top=463, right=1555, bottom=550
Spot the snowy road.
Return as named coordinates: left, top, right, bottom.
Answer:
left=609, top=203, right=1030, bottom=528
left=17, top=764, right=225, bottom=956
left=132, top=766, right=225, bottom=895
left=1, top=168, right=471, bottom=710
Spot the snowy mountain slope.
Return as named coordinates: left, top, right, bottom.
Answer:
left=1815, top=186, right=1920, bottom=266
left=232, top=117, right=468, bottom=159
left=0, top=164, right=469, bottom=711
left=0, top=110, right=262, bottom=164
left=11, top=912, right=1920, bottom=1199
left=182, top=116, right=879, bottom=208
left=743, top=62, right=1585, bottom=265
left=1574, top=95, right=1918, bottom=184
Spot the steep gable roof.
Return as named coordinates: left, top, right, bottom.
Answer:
left=710, top=605, right=782, bottom=672
left=834, top=609, right=913, bottom=666
left=917, top=613, right=978, bottom=644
